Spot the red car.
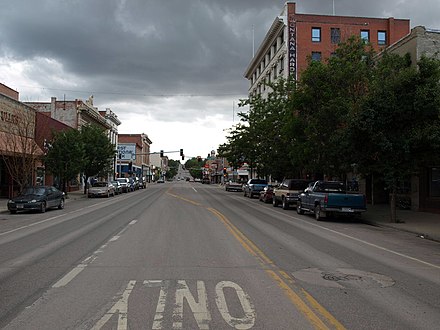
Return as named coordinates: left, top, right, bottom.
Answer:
left=259, top=185, right=274, bottom=203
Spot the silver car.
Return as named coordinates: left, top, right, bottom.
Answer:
left=88, top=181, right=115, bottom=198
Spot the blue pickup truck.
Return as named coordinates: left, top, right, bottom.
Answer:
left=297, top=181, right=366, bottom=220
left=243, top=179, right=268, bottom=198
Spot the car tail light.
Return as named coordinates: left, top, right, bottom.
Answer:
left=324, top=194, right=328, bottom=206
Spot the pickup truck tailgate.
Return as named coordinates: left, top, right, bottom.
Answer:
left=327, top=194, right=366, bottom=209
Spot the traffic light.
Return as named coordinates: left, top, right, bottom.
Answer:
left=181, top=154, right=185, bottom=161
left=180, top=149, right=183, bottom=156
left=223, top=167, right=227, bottom=174
left=160, top=150, right=164, bottom=157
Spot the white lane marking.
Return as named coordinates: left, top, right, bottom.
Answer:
left=215, top=281, right=256, bottom=329
left=144, top=280, right=170, bottom=329
left=173, top=280, right=211, bottom=329
left=192, top=187, right=198, bottom=192
left=269, top=207, right=440, bottom=269
left=52, top=265, right=87, bottom=288
left=52, top=219, right=138, bottom=288
left=91, top=280, right=136, bottom=330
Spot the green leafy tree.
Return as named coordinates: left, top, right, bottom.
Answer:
left=185, top=158, right=203, bottom=179
left=348, top=54, right=440, bottom=221
left=44, top=129, right=84, bottom=194
left=165, top=159, right=179, bottom=179
left=80, top=124, right=115, bottom=194
left=291, top=36, right=374, bottom=179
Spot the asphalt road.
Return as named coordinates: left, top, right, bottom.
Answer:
left=0, top=182, right=439, bottom=329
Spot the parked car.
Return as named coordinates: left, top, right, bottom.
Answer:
left=88, top=181, right=115, bottom=198
left=273, top=179, right=311, bottom=210
left=116, top=178, right=130, bottom=192
left=259, top=185, right=274, bottom=203
left=297, top=180, right=367, bottom=220
left=225, top=180, right=243, bottom=192
left=7, top=186, right=65, bottom=214
left=156, top=178, right=165, bottom=183
left=243, top=179, right=268, bottom=198
left=128, top=177, right=136, bottom=191
left=111, top=180, right=122, bottom=194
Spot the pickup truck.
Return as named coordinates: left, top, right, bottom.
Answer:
left=272, top=179, right=311, bottom=210
left=297, top=181, right=366, bottom=220
left=243, top=179, right=268, bottom=198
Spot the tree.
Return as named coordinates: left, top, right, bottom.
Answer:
left=80, top=124, right=115, bottom=194
left=185, top=158, right=203, bottom=180
left=44, top=129, right=84, bottom=194
left=291, top=36, right=374, bottom=179
left=165, top=159, right=179, bottom=179
left=348, top=54, right=440, bottom=221
left=0, top=105, right=43, bottom=193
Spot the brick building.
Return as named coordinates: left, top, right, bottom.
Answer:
left=117, top=133, right=153, bottom=181
left=0, top=84, right=43, bottom=197
left=244, top=1, right=410, bottom=98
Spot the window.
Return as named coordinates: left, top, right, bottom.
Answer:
left=312, top=27, right=321, bottom=42
left=311, top=52, right=322, bottom=62
left=360, top=30, right=370, bottom=42
left=430, top=168, right=440, bottom=197
left=331, top=28, right=340, bottom=44
left=279, top=56, right=284, bottom=73
left=378, top=31, right=387, bottom=45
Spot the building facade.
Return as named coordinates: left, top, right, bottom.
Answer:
left=244, top=1, right=410, bottom=98
left=117, top=133, right=153, bottom=181
left=0, top=84, right=43, bottom=197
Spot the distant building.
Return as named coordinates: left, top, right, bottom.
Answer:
left=117, top=133, right=153, bottom=181
left=244, top=1, right=410, bottom=98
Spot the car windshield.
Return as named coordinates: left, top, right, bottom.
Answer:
left=117, top=178, right=126, bottom=183
left=316, top=182, right=346, bottom=193
left=22, top=187, right=46, bottom=196
left=250, top=179, right=267, bottom=184
left=92, top=182, right=108, bottom=187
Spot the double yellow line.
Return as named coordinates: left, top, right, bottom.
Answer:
left=167, top=191, right=345, bottom=330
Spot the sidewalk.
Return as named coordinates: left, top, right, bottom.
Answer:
left=361, top=204, right=440, bottom=242
left=1, top=191, right=439, bottom=242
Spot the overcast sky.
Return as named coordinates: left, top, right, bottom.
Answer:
left=1, top=0, right=439, bottom=160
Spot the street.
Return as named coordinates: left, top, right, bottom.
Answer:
left=0, top=182, right=439, bottom=329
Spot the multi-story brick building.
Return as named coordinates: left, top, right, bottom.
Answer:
left=244, top=1, right=410, bottom=98
left=117, top=133, right=153, bottom=182
left=26, top=96, right=122, bottom=184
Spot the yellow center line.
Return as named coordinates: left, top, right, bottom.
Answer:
left=167, top=191, right=346, bottom=330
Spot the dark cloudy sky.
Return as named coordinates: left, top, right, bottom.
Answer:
left=1, top=0, right=439, bottom=158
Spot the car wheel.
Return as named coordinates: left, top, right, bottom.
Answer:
left=314, top=205, right=323, bottom=221
left=40, top=201, right=46, bottom=213
left=273, top=197, right=279, bottom=207
left=282, top=197, right=289, bottom=210
left=296, top=201, right=304, bottom=215
left=58, top=198, right=65, bottom=209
